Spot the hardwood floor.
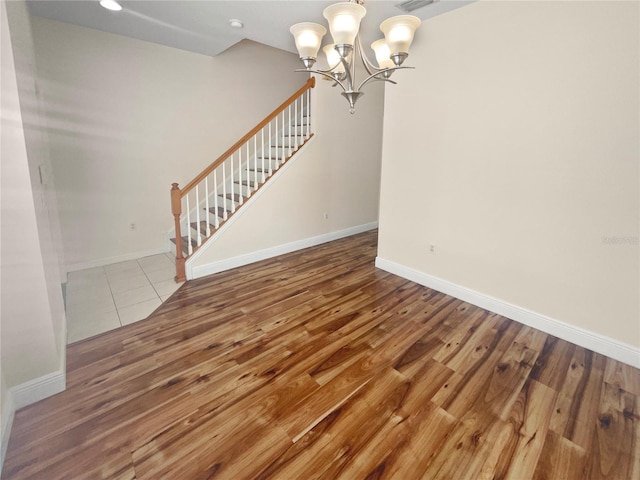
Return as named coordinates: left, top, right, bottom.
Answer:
left=3, top=229, right=639, bottom=479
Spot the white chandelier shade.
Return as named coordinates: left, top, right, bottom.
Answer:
left=380, top=15, right=421, bottom=59
left=289, top=22, right=327, bottom=67
left=323, top=44, right=346, bottom=74
left=371, top=39, right=394, bottom=69
left=289, top=1, right=421, bottom=113
left=322, top=2, right=366, bottom=47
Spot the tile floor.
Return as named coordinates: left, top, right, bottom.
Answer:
left=65, top=252, right=184, bottom=344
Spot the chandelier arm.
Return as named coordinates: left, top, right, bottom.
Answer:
left=356, top=66, right=414, bottom=91
left=295, top=60, right=343, bottom=76
left=340, top=51, right=355, bottom=93
left=356, top=35, right=384, bottom=77
left=379, top=77, right=398, bottom=85
left=295, top=69, right=349, bottom=92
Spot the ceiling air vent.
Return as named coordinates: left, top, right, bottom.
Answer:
left=396, top=0, right=436, bottom=13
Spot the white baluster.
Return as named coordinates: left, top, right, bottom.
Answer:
left=230, top=155, right=235, bottom=213
left=268, top=121, right=272, bottom=176
left=245, top=142, right=251, bottom=196
left=307, top=88, right=311, bottom=139
left=205, top=176, right=211, bottom=236
left=288, top=105, right=292, bottom=158
left=213, top=170, right=219, bottom=228
left=222, top=161, right=227, bottom=220
left=238, top=148, right=243, bottom=205
left=294, top=98, right=298, bottom=150
left=261, top=128, right=265, bottom=183
left=195, top=185, right=201, bottom=246
left=274, top=115, right=278, bottom=169
left=186, top=193, right=192, bottom=255
left=253, top=135, right=258, bottom=187
left=281, top=111, right=286, bottom=166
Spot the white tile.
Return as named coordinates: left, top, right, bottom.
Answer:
left=68, top=266, right=105, bottom=280
left=152, top=279, right=183, bottom=297
left=66, top=274, right=110, bottom=293
left=165, top=252, right=176, bottom=264
left=112, top=284, right=159, bottom=309
left=160, top=294, right=173, bottom=302
left=67, top=309, right=121, bottom=344
left=104, top=260, right=141, bottom=275
left=108, top=273, right=152, bottom=294
left=144, top=266, right=176, bottom=284
left=67, top=267, right=106, bottom=289
left=66, top=296, right=116, bottom=318
left=118, top=298, right=162, bottom=326
left=105, top=265, right=144, bottom=282
left=138, top=254, right=173, bottom=273
left=66, top=284, right=113, bottom=307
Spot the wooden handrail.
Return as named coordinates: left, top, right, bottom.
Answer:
left=181, top=76, right=316, bottom=196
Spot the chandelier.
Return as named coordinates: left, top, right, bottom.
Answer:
left=290, top=1, right=421, bottom=114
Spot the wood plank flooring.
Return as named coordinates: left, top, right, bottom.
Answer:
left=3, top=229, right=639, bottom=479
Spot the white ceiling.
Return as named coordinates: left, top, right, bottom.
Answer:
left=27, top=0, right=473, bottom=58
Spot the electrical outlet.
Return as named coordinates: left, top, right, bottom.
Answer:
left=130, top=223, right=136, bottom=231
left=323, top=212, right=329, bottom=220
left=429, top=244, right=436, bottom=254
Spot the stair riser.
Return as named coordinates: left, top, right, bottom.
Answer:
left=233, top=183, right=258, bottom=196
left=217, top=196, right=243, bottom=210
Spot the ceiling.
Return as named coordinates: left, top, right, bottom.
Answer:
left=27, top=0, right=473, bottom=58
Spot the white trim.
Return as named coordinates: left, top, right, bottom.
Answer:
left=59, top=311, right=67, bottom=376
left=10, top=370, right=66, bottom=410
left=1, top=370, right=66, bottom=468
left=1, top=389, right=15, bottom=472
left=191, top=222, right=379, bottom=279
left=375, top=256, right=640, bottom=369
left=66, top=246, right=170, bottom=274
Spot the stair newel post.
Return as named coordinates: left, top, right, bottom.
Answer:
left=171, top=183, right=186, bottom=282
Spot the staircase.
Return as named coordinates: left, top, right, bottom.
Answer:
left=170, top=77, right=316, bottom=282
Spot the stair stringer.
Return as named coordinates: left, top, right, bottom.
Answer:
left=184, top=136, right=317, bottom=280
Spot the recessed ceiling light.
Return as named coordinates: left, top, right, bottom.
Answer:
left=99, top=0, right=123, bottom=12
left=229, top=19, right=244, bottom=29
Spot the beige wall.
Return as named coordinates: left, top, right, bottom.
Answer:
left=2, top=0, right=66, bottom=456
left=5, top=0, right=66, bottom=364
left=190, top=70, right=384, bottom=272
left=29, top=17, right=303, bottom=271
left=378, top=1, right=639, bottom=348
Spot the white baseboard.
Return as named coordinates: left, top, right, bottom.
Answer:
left=66, top=246, right=170, bottom=274
left=1, top=389, right=15, bottom=472
left=10, top=370, right=66, bottom=410
left=375, top=256, right=640, bottom=369
left=191, top=222, right=379, bottom=279
left=1, top=370, right=66, bottom=470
